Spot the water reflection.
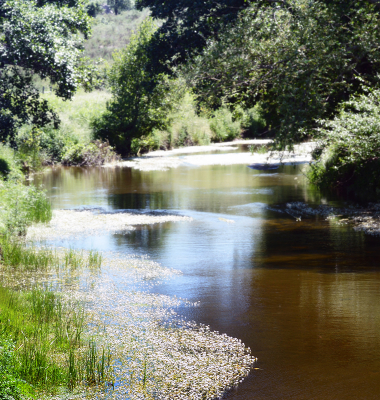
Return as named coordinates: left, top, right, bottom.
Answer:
left=34, top=162, right=380, bottom=399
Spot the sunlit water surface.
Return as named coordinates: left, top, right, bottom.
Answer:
left=33, top=161, right=380, bottom=400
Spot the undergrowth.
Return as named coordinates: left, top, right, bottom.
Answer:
left=309, top=88, right=380, bottom=198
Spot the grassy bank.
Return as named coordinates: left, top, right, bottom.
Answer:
left=0, top=149, right=113, bottom=398
left=16, top=90, right=120, bottom=168
left=0, top=242, right=112, bottom=398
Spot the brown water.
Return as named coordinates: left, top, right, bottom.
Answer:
left=34, top=162, right=380, bottom=399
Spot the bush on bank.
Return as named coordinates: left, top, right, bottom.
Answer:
left=15, top=89, right=119, bottom=168
left=309, top=89, right=380, bottom=198
left=0, top=147, right=113, bottom=397
left=127, top=97, right=268, bottom=154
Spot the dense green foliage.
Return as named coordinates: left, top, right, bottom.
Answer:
left=209, top=107, right=241, bottom=142
left=0, top=0, right=95, bottom=144
left=0, top=147, right=51, bottom=245
left=13, top=90, right=119, bottom=167
left=0, top=336, right=25, bottom=400
left=240, top=104, right=267, bottom=137
left=135, top=0, right=250, bottom=74
left=0, top=143, right=51, bottom=235
left=0, top=144, right=21, bottom=180
left=61, top=139, right=120, bottom=165
left=184, top=0, right=380, bottom=147
left=309, top=88, right=380, bottom=197
left=92, top=18, right=184, bottom=154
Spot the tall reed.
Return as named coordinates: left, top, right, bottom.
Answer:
left=0, top=236, right=59, bottom=270
left=0, top=286, right=113, bottom=395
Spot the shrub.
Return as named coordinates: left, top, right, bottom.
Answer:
left=0, top=145, right=21, bottom=180
left=41, top=89, right=112, bottom=150
left=0, top=181, right=52, bottom=236
left=309, top=88, right=380, bottom=197
left=130, top=135, right=160, bottom=155
left=61, top=140, right=120, bottom=166
left=241, top=104, right=267, bottom=137
left=155, top=92, right=212, bottom=150
left=209, top=106, right=241, bottom=142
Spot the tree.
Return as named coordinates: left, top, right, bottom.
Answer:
left=0, top=0, right=93, bottom=145
left=92, top=18, right=183, bottom=154
left=135, top=0, right=252, bottom=75
left=136, top=0, right=380, bottom=72
left=107, top=0, right=131, bottom=15
left=86, top=2, right=102, bottom=17
left=183, top=0, right=380, bottom=147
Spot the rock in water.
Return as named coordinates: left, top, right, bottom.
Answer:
left=248, top=163, right=279, bottom=171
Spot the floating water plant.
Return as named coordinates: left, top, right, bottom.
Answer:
left=0, top=208, right=256, bottom=399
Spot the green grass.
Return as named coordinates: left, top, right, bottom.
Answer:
left=64, top=248, right=84, bottom=270
left=88, top=250, right=103, bottom=269
left=0, top=237, right=59, bottom=270
left=0, top=285, right=113, bottom=397
left=0, top=233, right=103, bottom=272
left=41, top=89, right=112, bottom=145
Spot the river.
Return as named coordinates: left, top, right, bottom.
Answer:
left=33, top=151, right=380, bottom=399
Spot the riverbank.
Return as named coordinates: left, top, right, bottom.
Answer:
left=2, top=207, right=257, bottom=399
left=104, top=140, right=316, bottom=171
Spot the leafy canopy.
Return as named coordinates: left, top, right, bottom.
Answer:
left=183, top=0, right=380, bottom=146
left=0, top=0, right=94, bottom=144
left=135, top=0, right=251, bottom=74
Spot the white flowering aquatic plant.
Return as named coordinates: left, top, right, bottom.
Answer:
left=2, top=245, right=256, bottom=399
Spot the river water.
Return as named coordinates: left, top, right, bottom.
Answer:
left=34, top=157, right=380, bottom=400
